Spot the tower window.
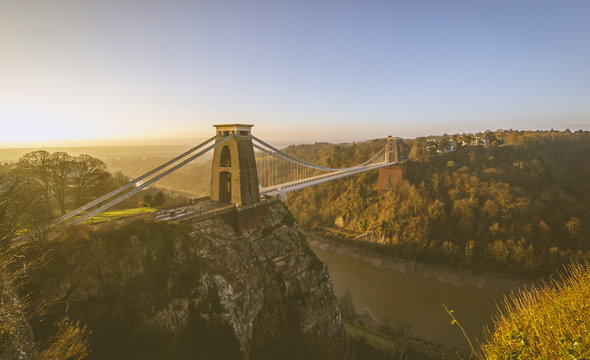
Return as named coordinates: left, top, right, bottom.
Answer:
left=220, top=146, right=231, bottom=167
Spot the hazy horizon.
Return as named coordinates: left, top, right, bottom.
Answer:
left=2, top=125, right=589, bottom=150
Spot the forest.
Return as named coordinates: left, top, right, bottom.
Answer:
left=286, top=129, right=590, bottom=274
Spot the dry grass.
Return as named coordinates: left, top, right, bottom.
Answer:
left=1, top=240, right=90, bottom=360
left=482, top=262, right=590, bottom=359
left=40, top=318, right=90, bottom=360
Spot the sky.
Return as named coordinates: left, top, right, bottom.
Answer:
left=1, top=0, right=589, bottom=146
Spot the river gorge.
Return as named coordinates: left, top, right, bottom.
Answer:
left=308, top=234, right=525, bottom=350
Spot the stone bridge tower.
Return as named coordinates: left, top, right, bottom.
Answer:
left=378, top=136, right=408, bottom=191
left=210, top=124, right=260, bottom=205
left=384, top=136, right=408, bottom=163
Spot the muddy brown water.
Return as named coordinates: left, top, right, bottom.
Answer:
left=311, top=245, right=515, bottom=350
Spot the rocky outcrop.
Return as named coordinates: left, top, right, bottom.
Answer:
left=25, top=201, right=351, bottom=359
left=0, top=280, right=37, bottom=360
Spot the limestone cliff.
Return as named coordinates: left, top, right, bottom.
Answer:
left=0, top=280, right=37, bottom=360
left=25, top=201, right=351, bottom=359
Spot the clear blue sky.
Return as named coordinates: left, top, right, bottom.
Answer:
left=1, top=0, right=589, bottom=145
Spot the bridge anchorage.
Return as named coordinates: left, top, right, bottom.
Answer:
left=49, top=124, right=408, bottom=233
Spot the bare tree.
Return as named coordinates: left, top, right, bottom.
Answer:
left=16, top=150, right=52, bottom=205
left=49, top=152, right=74, bottom=216
left=71, top=154, right=112, bottom=207
left=0, top=172, right=47, bottom=243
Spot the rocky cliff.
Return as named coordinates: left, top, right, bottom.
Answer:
left=24, top=201, right=351, bottom=359
left=0, top=280, right=37, bottom=360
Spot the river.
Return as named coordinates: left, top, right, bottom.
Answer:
left=311, top=245, right=514, bottom=350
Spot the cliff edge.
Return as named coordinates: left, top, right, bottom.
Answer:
left=24, top=201, right=351, bottom=359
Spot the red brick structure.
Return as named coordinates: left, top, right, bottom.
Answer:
left=377, top=136, right=408, bottom=191
left=377, top=163, right=406, bottom=191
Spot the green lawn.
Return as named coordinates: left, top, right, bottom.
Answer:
left=76, top=207, right=157, bottom=224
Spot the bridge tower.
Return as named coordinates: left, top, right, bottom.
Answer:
left=378, top=136, right=408, bottom=191
left=210, top=124, right=260, bottom=205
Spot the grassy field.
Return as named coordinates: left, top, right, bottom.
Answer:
left=76, top=207, right=157, bottom=224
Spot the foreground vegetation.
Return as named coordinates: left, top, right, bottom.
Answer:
left=287, top=129, right=590, bottom=274
left=482, top=263, right=590, bottom=359
left=0, top=239, right=91, bottom=359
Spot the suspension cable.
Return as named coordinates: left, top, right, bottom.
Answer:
left=252, top=135, right=392, bottom=172
left=53, top=135, right=217, bottom=225
left=252, top=140, right=392, bottom=173
left=72, top=136, right=232, bottom=225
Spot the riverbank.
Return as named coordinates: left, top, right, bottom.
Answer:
left=305, top=230, right=523, bottom=290
left=345, top=320, right=458, bottom=360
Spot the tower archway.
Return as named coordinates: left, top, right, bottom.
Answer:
left=219, top=171, right=232, bottom=203
left=220, top=146, right=231, bottom=167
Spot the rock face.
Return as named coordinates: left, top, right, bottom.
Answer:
left=0, top=280, right=37, bottom=360
left=26, top=201, right=351, bottom=359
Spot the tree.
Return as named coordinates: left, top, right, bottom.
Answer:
left=0, top=172, right=49, bottom=243
left=409, top=138, right=429, bottom=161
left=451, top=134, right=462, bottom=150
left=483, top=130, right=496, bottom=145
left=49, top=152, right=74, bottom=215
left=71, top=155, right=112, bottom=207
left=152, top=191, right=166, bottom=208
left=141, top=194, right=153, bottom=208
left=16, top=150, right=52, bottom=205
left=0, top=173, right=33, bottom=242
left=438, top=135, right=450, bottom=152
left=24, top=198, right=53, bottom=245
left=112, top=171, right=131, bottom=188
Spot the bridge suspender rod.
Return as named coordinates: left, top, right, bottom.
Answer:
left=52, top=135, right=217, bottom=225
left=72, top=136, right=232, bottom=225
left=260, top=161, right=397, bottom=196
left=252, top=135, right=392, bottom=172
left=252, top=142, right=390, bottom=173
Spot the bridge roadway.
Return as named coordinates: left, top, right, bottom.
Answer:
left=260, top=160, right=403, bottom=197
left=154, top=200, right=233, bottom=222
left=154, top=197, right=278, bottom=223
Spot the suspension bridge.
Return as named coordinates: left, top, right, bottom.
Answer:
left=50, top=124, right=408, bottom=231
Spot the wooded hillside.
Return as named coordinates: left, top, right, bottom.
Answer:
left=286, top=130, right=590, bottom=274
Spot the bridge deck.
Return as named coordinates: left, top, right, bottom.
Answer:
left=260, top=161, right=402, bottom=196
left=154, top=199, right=233, bottom=222
left=154, top=197, right=278, bottom=224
